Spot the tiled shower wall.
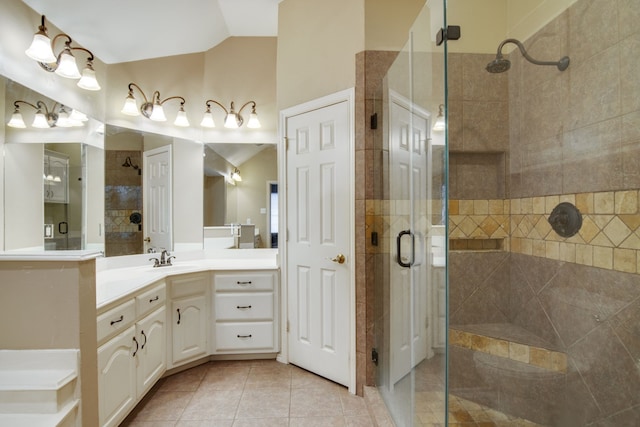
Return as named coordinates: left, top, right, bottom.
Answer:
left=104, top=150, right=143, bottom=257
left=449, top=0, right=640, bottom=425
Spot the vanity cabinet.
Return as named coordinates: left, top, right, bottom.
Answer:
left=97, top=282, right=167, bottom=427
left=212, top=271, right=279, bottom=353
left=169, top=272, right=209, bottom=366
left=43, top=150, right=69, bottom=204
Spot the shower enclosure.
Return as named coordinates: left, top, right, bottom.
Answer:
left=373, top=0, right=640, bottom=426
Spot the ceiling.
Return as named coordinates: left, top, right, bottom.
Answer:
left=21, top=0, right=282, bottom=64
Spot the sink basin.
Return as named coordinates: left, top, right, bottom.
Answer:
left=143, top=263, right=200, bottom=274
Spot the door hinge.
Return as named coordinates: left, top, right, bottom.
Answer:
left=283, top=136, right=289, bottom=150
left=286, top=320, right=290, bottom=333
left=371, top=348, right=379, bottom=366
left=436, top=25, right=461, bottom=46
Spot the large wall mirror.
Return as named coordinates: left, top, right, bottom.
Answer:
left=104, top=125, right=277, bottom=257
left=2, top=77, right=105, bottom=253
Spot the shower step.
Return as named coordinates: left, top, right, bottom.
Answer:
left=450, top=323, right=566, bottom=373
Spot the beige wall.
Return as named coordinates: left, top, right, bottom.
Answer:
left=277, top=0, right=365, bottom=110
left=447, top=0, right=579, bottom=54
left=364, top=0, right=425, bottom=50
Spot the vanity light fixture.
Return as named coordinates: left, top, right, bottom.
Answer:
left=200, top=100, right=261, bottom=129
left=122, top=83, right=190, bottom=127
left=432, top=104, right=445, bottom=132
left=7, top=100, right=85, bottom=129
left=231, top=167, right=242, bottom=182
left=25, top=15, right=101, bottom=91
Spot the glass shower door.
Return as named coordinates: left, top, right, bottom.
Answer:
left=375, top=1, right=447, bottom=425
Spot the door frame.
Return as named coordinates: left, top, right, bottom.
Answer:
left=277, top=88, right=356, bottom=393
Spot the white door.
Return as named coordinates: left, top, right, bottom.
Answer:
left=389, top=93, right=432, bottom=385
left=286, top=99, right=352, bottom=387
left=143, top=145, right=172, bottom=253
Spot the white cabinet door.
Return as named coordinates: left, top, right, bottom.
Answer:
left=171, top=294, right=207, bottom=365
left=97, top=325, right=137, bottom=427
left=136, top=306, right=166, bottom=396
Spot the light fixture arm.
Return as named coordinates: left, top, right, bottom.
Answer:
left=204, top=99, right=229, bottom=114
left=237, top=101, right=257, bottom=115
left=36, top=18, right=95, bottom=70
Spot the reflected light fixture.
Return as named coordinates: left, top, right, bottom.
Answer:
left=25, top=15, right=101, bottom=91
left=432, top=104, right=445, bottom=132
left=200, top=100, right=261, bottom=129
left=7, top=100, right=85, bottom=129
left=231, top=167, right=242, bottom=182
left=121, top=83, right=189, bottom=127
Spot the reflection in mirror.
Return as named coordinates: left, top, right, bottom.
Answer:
left=104, top=126, right=171, bottom=257
left=203, top=143, right=278, bottom=249
left=3, top=78, right=105, bottom=252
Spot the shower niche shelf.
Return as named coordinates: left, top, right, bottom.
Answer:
left=450, top=238, right=504, bottom=251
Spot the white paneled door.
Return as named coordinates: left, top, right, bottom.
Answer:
left=143, top=145, right=172, bottom=253
left=389, top=93, right=432, bottom=386
left=286, top=99, right=351, bottom=387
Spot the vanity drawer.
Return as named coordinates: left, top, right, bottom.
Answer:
left=136, top=282, right=166, bottom=317
left=97, top=299, right=136, bottom=344
left=214, top=272, right=274, bottom=292
left=215, top=322, right=274, bottom=351
left=215, top=293, right=273, bottom=320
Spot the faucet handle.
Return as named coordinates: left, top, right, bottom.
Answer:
left=149, top=257, right=160, bottom=267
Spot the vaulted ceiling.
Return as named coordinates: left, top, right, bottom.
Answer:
left=21, top=0, right=282, bottom=64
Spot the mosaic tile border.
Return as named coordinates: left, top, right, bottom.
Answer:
left=449, top=190, right=640, bottom=275
left=449, top=328, right=567, bottom=373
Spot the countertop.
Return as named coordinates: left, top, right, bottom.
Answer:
left=96, top=249, right=279, bottom=310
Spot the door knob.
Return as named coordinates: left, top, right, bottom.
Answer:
left=330, top=254, right=346, bottom=264
left=144, top=237, right=151, bottom=243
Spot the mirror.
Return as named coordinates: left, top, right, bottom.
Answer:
left=203, top=143, right=278, bottom=250
left=104, top=126, right=277, bottom=256
left=3, top=77, right=105, bottom=252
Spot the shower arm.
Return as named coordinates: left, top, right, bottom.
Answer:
left=497, top=38, right=565, bottom=68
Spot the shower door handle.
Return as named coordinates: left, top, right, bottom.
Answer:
left=396, top=230, right=414, bottom=268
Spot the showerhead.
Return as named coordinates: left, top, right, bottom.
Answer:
left=486, top=38, right=570, bottom=73
left=486, top=55, right=511, bottom=73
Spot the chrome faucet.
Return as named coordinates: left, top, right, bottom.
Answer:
left=149, top=249, right=176, bottom=267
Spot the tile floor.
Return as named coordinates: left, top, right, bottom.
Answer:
left=121, top=359, right=376, bottom=426
left=121, top=358, right=544, bottom=427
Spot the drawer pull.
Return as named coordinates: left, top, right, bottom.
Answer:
left=176, top=308, right=181, bottom=325
left=110, top=315, right=124, bottom=326
left=236, top=281, right=252, bottom=285
left=149, top=296, right=159, bottom=303
left=236, top=305, right=252, bottom=309
left=237, top=334, right=252, bottom=338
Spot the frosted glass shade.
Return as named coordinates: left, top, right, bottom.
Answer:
left=55, top=50, right=81, bottom=79
left=7, top=111, right=26, bottom=128
left=224, top=113, right=239, bottom=128
left=25, top=33, right=56, bottom=63
left=32, top=112, right=50, bottom=128
left=200, top=111, right=215, bottom=128
left=174, top=108, right=190, bottom=127
left=247, top=112, right=261, bottom=129
left=149, top=103, right=167, bottom=121
left=77, top=66, right=101, bottom=90
left=121, top=96, right=140, bottom=116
